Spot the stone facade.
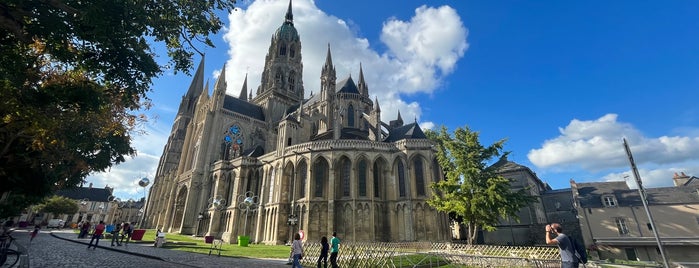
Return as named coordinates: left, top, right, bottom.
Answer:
left=143, top=1, right=450, bottom=245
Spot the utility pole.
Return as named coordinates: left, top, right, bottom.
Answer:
left=622, top=138, right=670, bottom=268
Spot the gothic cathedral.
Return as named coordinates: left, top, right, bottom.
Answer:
left=144, top=1, right=451, bottom=244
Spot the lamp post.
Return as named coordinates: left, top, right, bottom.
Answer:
left=195, top=212, right=205, bottom=237
left=286, top=214, right=298, bottom=245
left=78, top=198, right=88, bottom=223
left=138, top=177, right=150, bottom=228
left=237, top=191, right=258, bottom=246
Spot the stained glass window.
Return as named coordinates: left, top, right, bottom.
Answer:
left=223, top=124, right=243, bottom=159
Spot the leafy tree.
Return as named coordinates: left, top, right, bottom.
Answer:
left=426, top=126, right=536, bottom=245
left=0, top=0, right=237, bottom=218
left=35, top=196, right=80, bottom=217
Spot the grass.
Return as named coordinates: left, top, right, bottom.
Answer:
left=134, top=230, right=291, bottom=259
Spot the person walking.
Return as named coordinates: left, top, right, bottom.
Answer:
left=329, top=232, right=340, bottom=268
left=87, top=221, right=106, bottom=249
left=110, top=222, right=122, bottom=246
left=79, top=221, right=90, bottom=238
left=317, top=236, right=329, bottom=268
left=29, top=224, right=40, bottom=243
left=291, top=233, right=304, bottom=268
left=120, top=222, right=133, bottom=246
left=545, top=223, right=580, bottom=268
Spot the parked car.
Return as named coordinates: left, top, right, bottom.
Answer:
left=47, top=219, right=64, bottom=229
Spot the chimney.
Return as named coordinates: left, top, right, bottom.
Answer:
left=673, top=172, right=690, bottom=187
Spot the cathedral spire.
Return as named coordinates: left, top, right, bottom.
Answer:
left=238, top=73, right=248, bottom=101
left=358, top=62, right=368, bottom=96
left=374, top=96, right=381, bottom=112
left=324, top=43, right=333, bottom=68
left=285, top=0, right=294, bottom=25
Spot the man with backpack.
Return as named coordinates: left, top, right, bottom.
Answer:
left=545, top=223, right=587, bottom=268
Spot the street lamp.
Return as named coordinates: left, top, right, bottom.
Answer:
left=78, top=198, right=88, bottom=223
left=237, top=191, right=258, bottom=245
left=195, top=212, right=206, bottom=237
left=286, top=214, right=298, bottom=245
left=138, top=177, right=150, bottom=228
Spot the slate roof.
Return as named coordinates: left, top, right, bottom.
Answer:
left=55, top=187, right=113, bottom=202
left=576, top=181, right=699, bottom=208
left=223, top=95, right=265, bottom=121
left=336, top=76, right=360, bottom=94
left=242, top=145, right=265, bottom=157
left=383, top=122, right=427, bottom=142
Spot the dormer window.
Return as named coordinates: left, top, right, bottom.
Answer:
left=603, top=195, right=617, bottom=207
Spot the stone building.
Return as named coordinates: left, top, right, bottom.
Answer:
left=571, top=173, right=699, bottom=264
left=143, top=1, right=450, bottom=244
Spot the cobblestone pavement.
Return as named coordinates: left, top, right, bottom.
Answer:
left=12, top=229, right=290, bottom=268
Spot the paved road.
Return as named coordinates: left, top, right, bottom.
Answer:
left=10, top=229, right=290, bottom=268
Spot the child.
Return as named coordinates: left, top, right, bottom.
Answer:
left=30, top=224, right=40, bottom=242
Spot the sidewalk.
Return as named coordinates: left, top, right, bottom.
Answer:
left=50, top=230, right=290, bottom=268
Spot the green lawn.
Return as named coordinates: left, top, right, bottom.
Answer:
left=135, top=230, right=291, bottom=259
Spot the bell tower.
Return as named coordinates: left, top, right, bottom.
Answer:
left=252, top=0, right=304, bottom=123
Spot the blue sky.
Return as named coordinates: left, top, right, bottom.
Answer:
left=86, top=0, right=699, bottom=201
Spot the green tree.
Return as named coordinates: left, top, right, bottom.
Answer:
left=35, top=196, right=80, bottom=217
left=426, top=126, right=536, bottom=245
left=0, top=0, right=237, bottom=218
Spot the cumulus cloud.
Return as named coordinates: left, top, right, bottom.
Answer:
left=529, top=113, right=699, bottom=187
left=222, top=0, right=467, bottom=123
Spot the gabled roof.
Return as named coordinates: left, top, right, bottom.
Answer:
left=242, top=145, right=265, bottom=157
left=576, top=181, right=699, bottom=207
left=336, top=76, right=360, bottom=94
left=223, top=95, right=265, bottom=121
left=384, top=122, right=427, bottom=142
left=55, top=187, right=112, bottom=202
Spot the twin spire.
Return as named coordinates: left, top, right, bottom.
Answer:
left=285, top=0, right=294, bottom=24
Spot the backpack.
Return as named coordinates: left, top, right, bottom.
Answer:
left=567, top=236, right=588, bottom=264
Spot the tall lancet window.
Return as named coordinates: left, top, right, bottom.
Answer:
left=341, top=158, right=350, bottom=197
left=414, top=158, right=425, bottom=196
left=288, top=72, right=295, bottom=92
left=358, top=160, right=367, bottom=197
left=279, top=43, right=287, bottom=56
left=347, top=105, right=355, bottom=127
left=398, top=161, right=406, bottom=197
left=290, top=45, right=296, bottom=58
left=314, top=159, right=328, bottom=197
left=298, top=161, right=307, bottom=198
left=223, top=124, right=243, bottom=160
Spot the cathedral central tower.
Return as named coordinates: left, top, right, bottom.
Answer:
left=252, top=0, right=304, bottom=123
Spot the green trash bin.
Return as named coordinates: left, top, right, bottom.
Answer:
left=237, top=235, right=249, bottom=247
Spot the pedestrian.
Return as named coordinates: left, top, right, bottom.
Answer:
left=120, top=222, right=133, bottom=246
left=317, top=236, right=329, bottom=268
left=110, top=222, right=122, bottom=246
left=545, top=223, right=584, bottom=268
left=30, top=224, right=40, bottom=243
left=329, top=231, right=340, bottom=268
left=291, top=232, right=304, bottom=268
left=79, top=221, right=91, bottom=238
left=87, top=220, right=106, bottom=249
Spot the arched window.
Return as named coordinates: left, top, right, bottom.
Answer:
left=358, top=160, right=367, bottom=197
left=341, top=158, right=350, bottom=197
left=398, top=161, right=406, bottom=197
left=347, top=105, right=355, bottom=127
left=290, top=45, right=296, bottom=58
left=373, top=162, right=381, bottom=198
left=298, top=161, right=307, bottom=198
left=268, top=168, right=276, bottom=203
left=414, top=158, right=425, bottom=196
left=288, top=72, right=295, bottom=92
left=279, top=43, right=287, bottom=56
left=314, top=159, right=328, bottom=197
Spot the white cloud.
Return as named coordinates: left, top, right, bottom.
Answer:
left=529, top=113, right=699, bottom=187
left=222, top=0, right=467, bottom=124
